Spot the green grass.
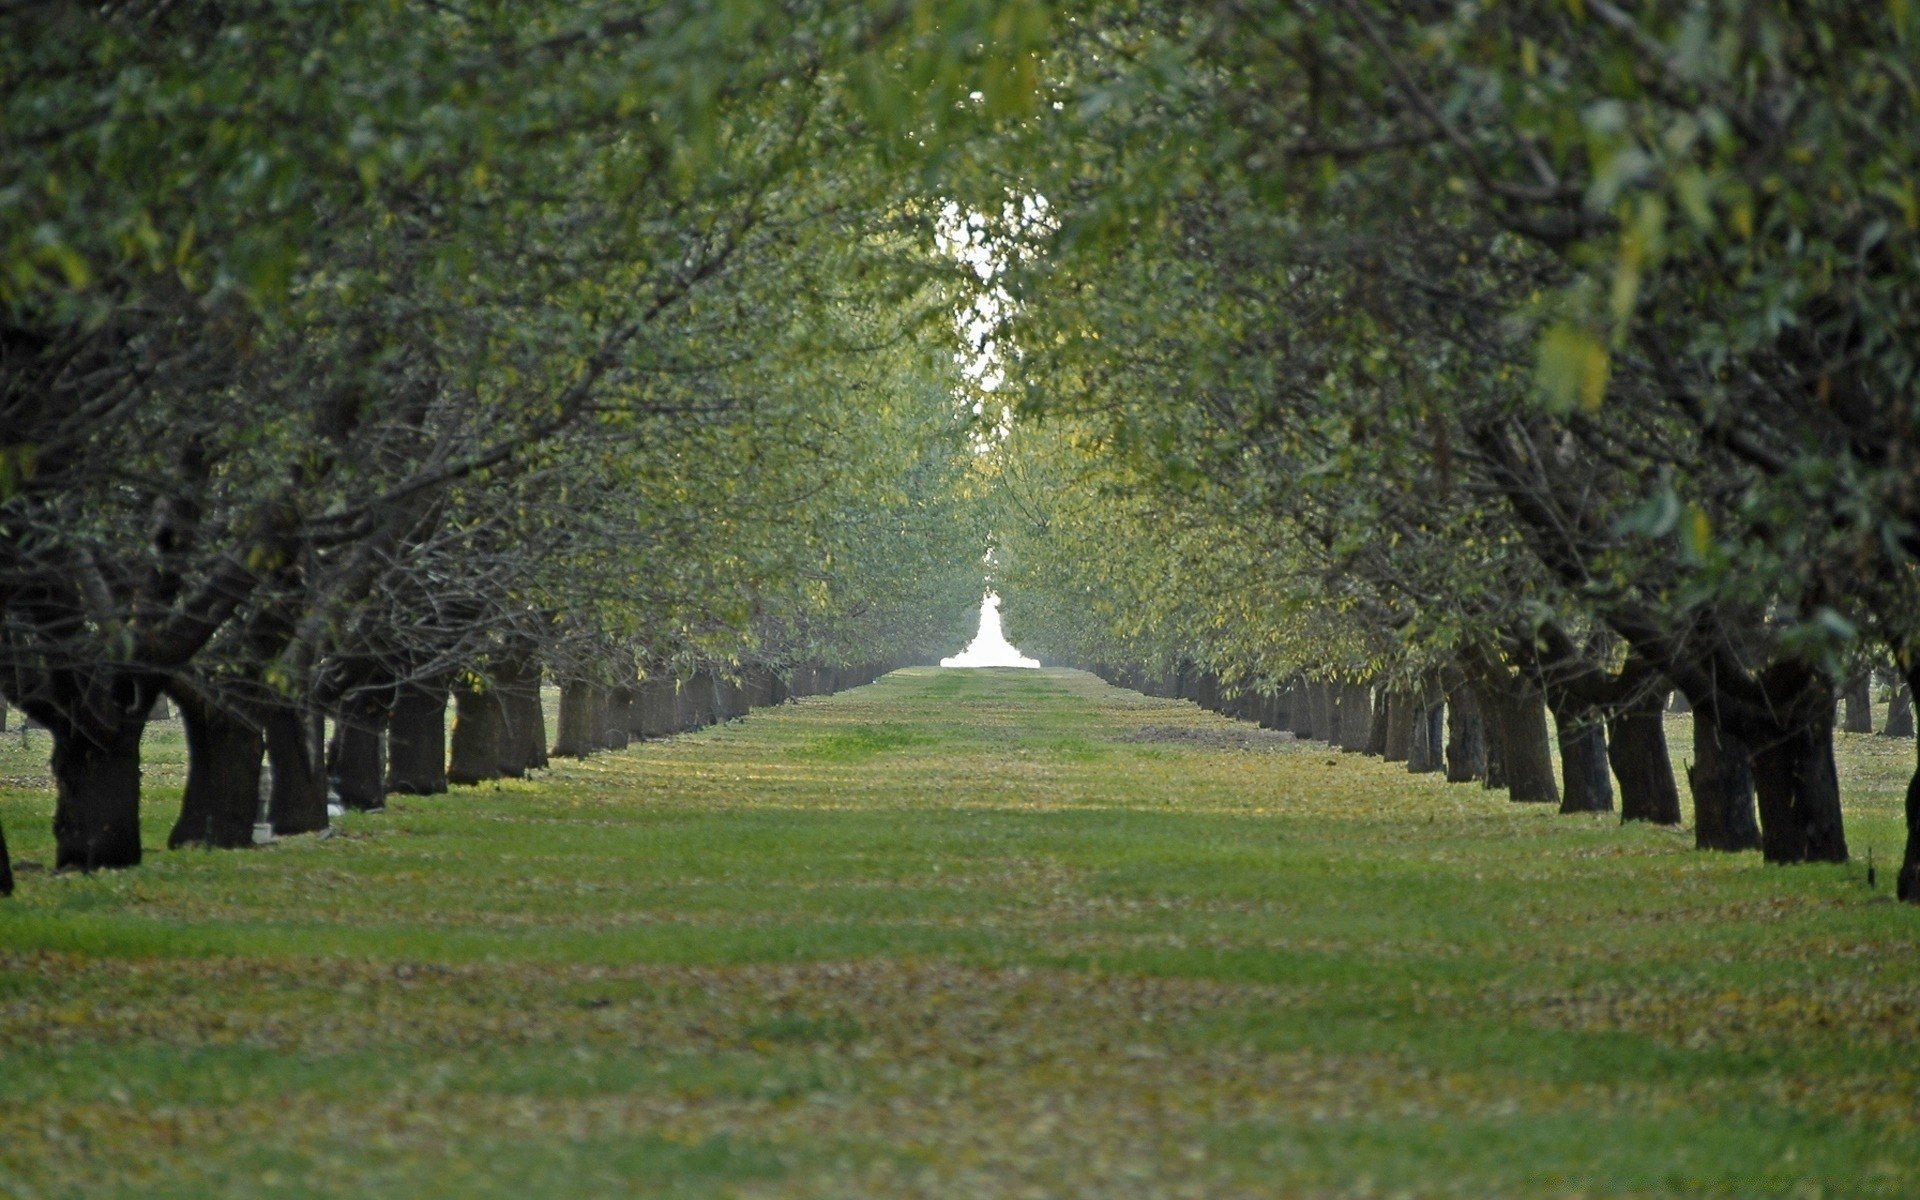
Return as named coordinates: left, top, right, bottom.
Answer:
left=1, top=668, right=1915, bottom=1199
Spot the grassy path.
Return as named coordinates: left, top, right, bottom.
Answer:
left=2, top=668, right=1916, bottom=1198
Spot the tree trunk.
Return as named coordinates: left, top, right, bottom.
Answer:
left=1841, top=669, right=1874, bottom=734
left=1480, top=686, right=1507, bottom=791
left=639, top=678, right=678, bottom=739
left=448, top=681, right=507, bottom=785
left=169, top=688, right=265, bottom=849
left=552, top=679, right=596, bottom=759
left=1407, top=695, right=1444, bottom=774
left=603, top=686, right=633, bottom=750
left=49, top=714, right=149, bottom=870
left=1365, top=685, right=1391, bottom=756
left=1481, top=678, right=1557, bottom=804
left=1444, top=684, right=1484, bottom=783
left=498, top=655, right=547, bottom=774
left=330, top=708, right=387, bottom=811
left=1555, top=717, right=1613, bottom=814
left=1608, top=696, right=1680, bottom=824
left=1383, top=691, right=1416, bottom=762
left=34, top=676, right=158, bottom=871
left=265, top=701, right=328, bottom=835
left=1687, top=711, right=1762, bottom=852
left=1338, top=682, right=1372, bottom=751
left=1883, top=683, right=1914, bottom=738
left=386, top=678, right=449, bottom=795
left=626, top=681, right=650, bottom=741
left=1297, top=680, right=1323, bottom=740
left=685, top=671, right=720, bottom=727
left=0, top=820, right=12, bottom=897
left=1750, top=711, right=1849, bottom=864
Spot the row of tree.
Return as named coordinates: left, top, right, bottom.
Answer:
left=0, top=2, right=1054, bottom=890
left=979, top=2, right=1920, bottom=903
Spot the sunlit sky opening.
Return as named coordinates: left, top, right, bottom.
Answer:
left=941, top=592, right=1039, bottom=668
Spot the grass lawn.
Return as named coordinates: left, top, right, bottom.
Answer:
left=2, top=668, right=1915, bottom=1198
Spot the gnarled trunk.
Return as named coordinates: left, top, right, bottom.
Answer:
left=36, top=676, right=158, bottom=870
left=498, top=655, right=546, bottom=774
left=552, top=678, right=597, bottom=759
left=1544, top=686, right=1610, bottom=814
left=1444, top=684, right=1484, bottom=783
left=386, top=678, right=449, bottom=795
left=265, top=702, right=328, bottom=834
left=1555, top=717, right=1612, bottom=814
left=330, top=707, right=387, bottom=812
left=448, top=681, right=507, bottom=785
left=1883, top=683, right=1914, bottom=739
left=682, top=672, right=719, bottom=728
left=639, top=678, right=678, bottom=739
left=1608, top=696, right=1680, bottom=825
left=1480, top=677, right=1557, bottom=804
left=1840, top=669, right=1873, bottom=734
left=1338, top=682, right=1372, bottom=752
left=1687, top=711, right=1761, bottom=852
left=1750, top=709, right=1848, bottom=864
left=1383, top=691, right=1416, bottom=763
left=1364, top=685, right=1391, bottom=756
left=169, top=688, right=264, bottom=849
left=603, top=686, right=634, bottom=750
left=1407, top=695, right=1444, bottom=774
left=1294, top=679, right=1320, bottom=740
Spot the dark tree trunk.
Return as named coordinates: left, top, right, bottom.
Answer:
left=499, top=655, right=547, bottom=774
left=0, top=820, right=11, bottom=897
left=1480, top=689, right=1507, bottom=791
left=1383, top=691, right=1416, bottom=763
left=720, top=676, right=751, bottom=720
left=1338, top=682, right=1372, bottom=752
left=626, top=681, right=650, bottom=740
left=1608, top=697, right=1680, bottom=824
left=1444, top=683, right=1484, bottom=783
left=264, top=701, right=328, bottom=834
left=448, top=681, right=507, bottom=785
left=684, top=672, right=719, bottom=727
left=1750, top=709, right=1848, bottom=864
left=169, top=688, right=265, bottom=849
left=552, top=679, right=596, bottom=759
left=1555, top=717, right=1613, bottom=814
left=639, top=678, right=677, bottom=738
left=1687, top=711, right=1762, bottom=852
left=603, top=686, right=634, bottom=749
left=1481, top=678, right=1557, bottom=804
left=1365, top=685, right=1391, bottom=756
left=331, top=707, right=387, bottom=811
left=1883, top=683, right=1914, bottom=738
left=1840, top=669, right=1873, bottom=734
left=1300, top=680, right=1325, bottom=740
left=1407, top=695, right=1444, bottom=774
left=38, top=678, right=157, bottom=870
left=386, top=678, right=449, bottom=795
